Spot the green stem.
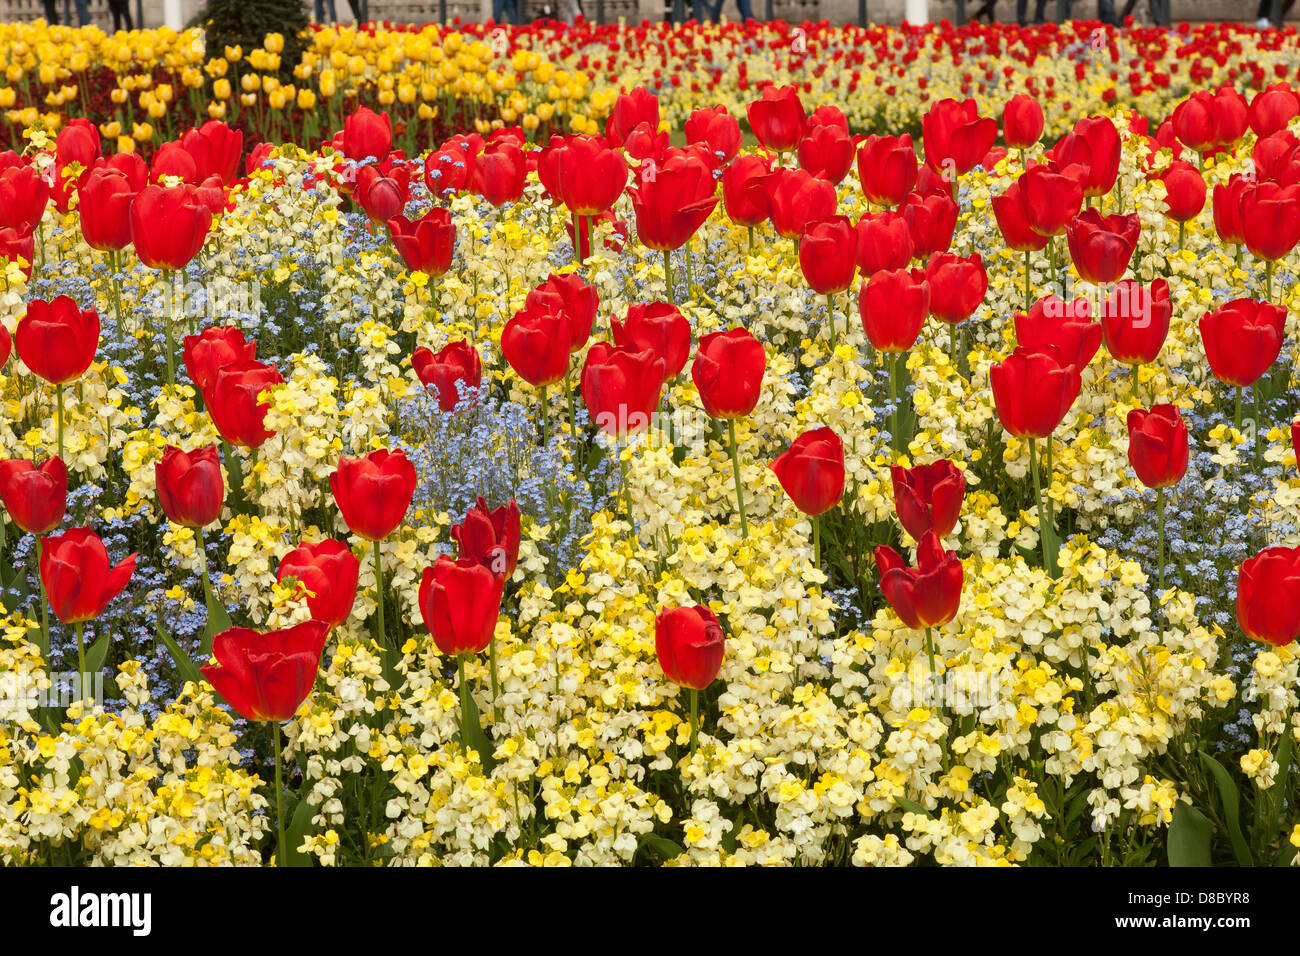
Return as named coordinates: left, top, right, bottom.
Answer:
left=197, top=535, right=218, bottom=656
left=1266, top=258, right=1274, bottom=302
left=826, top=293, right=836, bottom=345
left=1028, top=437, right=1058, bottom=578
left=55, top=383, right=64, bottom=463
left=1044, top=435, right=1055, bottom=535
left=662, top=247, right=674, bottom=305
left=1131, top=363, right=1139, bottom=403
left=747, top=225, right=754, bottom=256
left=683, top=240, right=693, bottom=292
left=1253, top=382, right=1262, bottom=467
left=1023, top=248, right=1031, bottom=312
left=489, top=630, right=498, bottom=724
left=564, top=365, right=577, bottom=440
left=75, top=621, right=85, bottom=696
left=924, top=625, right=938, bottom=709
left=458, top=655, right=472, bottom=749
left=689, top=687, right=699, bottom=754
left=1156, top=486, right=1166, bottom=595
left=164, top=269, right=176, bottom=386
left=617, top=440, right=632, bottom=526
left=273, top=721, right=286, bottom=868
left=726, top=418, right=748, bottom=539
left=539, top=384, right=550, bottom=446
left=36, top=538, right=50, bottom=663
left=812, top=513, right=821, bottom=568
left=372, top=538, right=387, bottom=650
left=1235, top=387, right=1242, bottom=433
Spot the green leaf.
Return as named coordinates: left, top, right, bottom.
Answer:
left=458, top=685, right=497, bottom=773
left=282, top=789, right=316, bottom=868
left=157, top=620, right=204, bottom=689
left=200, top=589, right=232, bottom=658
left=893, top=795, right=933, bottom=818
left=637, top=833, right=684, bottom=862
left=84, top=631, right=112, bottom=679
left=1168, top=802, right=1213, bottom=867
left=1200, top=751, right=1254, bottom=866
left=1274, top=842, right=1298, bottom=867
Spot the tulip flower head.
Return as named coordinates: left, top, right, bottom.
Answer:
left=201, top=621, right=330, bottom=721
left=277, top=539, right=360, bottom=630
left=655, top=605, right=726, bottom=690
left=155, top=445, right=224, bottom=528
left=418, top=556, right=505, bottom=657
left=330, top=448, right=418, bottom=542
left=452, top=497, right=521, bottom=578
left=770, top=427, right=845, bottom=517
left=1126, top=405, right=1189, bottom=491
left=890, top=460, right=966, bottom=541
left=0, top=456, right=67, bottom=534
left=874, top=531, right=963, bottom=631
left=39, top=527, right=137, bottom=624
left=1237, top=547, right=1300, bottom=647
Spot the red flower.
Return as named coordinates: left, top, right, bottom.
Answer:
left=746, top=85, right=806, bottom=153
left=606, top=88, right=659, bottom=147
left=1126, top=405, right=1189, bottom=490
left=524, top=273, right=598, bottom=353
left=1002, top=94, right=1044, bottom=149
left=991, top=178, right=1049, bottom=252
left=859, top=268, right=930, bottom=352
left=685, top=105, right=741, bottom=164
left=206, top=359, right=284, bottom=449
left=765, top=168, right=837, bottom=239
left=1100, top=279, right=1172, bottom=367
left=855, top=211, right=914, bottom=274
left=1249, top=84, right=1300, bottom=138
left=1160, top=161, right=1206, bottom=223
left=39, top=527, right=137, bottom=624
left=1047, top=116, right=1120, bottom=197
left=580, top=342, right=665, bottom=438
left=922, top=97, right=997, bottom=176
left=856, top=134, right=918, bottom=207
left=418, top=556, right=504, bottom=657
left=891, top=460, right=966, bottom=540
left=630, top=150, right=718, bottom=251
left=180, top=120, right=244, bottom=185
left=1198, top=299, right=1286, bottom=388
left=155, top=445, right=224, bottom=528
left=552, top=135, right=629, bottom=216
left=797, top=123, right=854, bottom=185
left=721, top=154, right=772, bottom=228
left=183, top=326, right=257, bottom=394
left=1237, top=547, right=1300, bottom=647
left=469, top=139, right=527, bottom=207
left=990, top=345, right=1083, bottom=439
left=1066, top=209, right=1140, bottom=284
left=413, top=340, right=481, bottom=412
left=770, top=426, right=845, bottom=517
left=612, top=302, right=691, bottom=380
left=387, top=208, right=455, bottom=277
left=874, top=531, right=963, bottom=630
left=1212, top=174, right=1251, bottom=246
left=798, top=215, right=857, bottom=295
left=1239, top=181, right=1300, bottom=262
left=129, top=184, right=212, bottom=271
left=277, top=539, right=360, bottom=629
left=655, top=605, right=725, bottom=690
left=330, top=449, right=418, bottom=542
left=0, top=456, right=66, bottom=534
left=1013, top=295, right=1103, bottom=371
left=692, top=327, right=766, bottom=419
left=1172, top=91, right=1218, bottom=153
left=354, top=163, right=410, bottom=224
left=501, top=304, right=571, bottom=388
left=55, top=118, right=100, bottom=170
left=201, top=621, right=330, bottom=721
left=77, top=166, right=136, bottom=252
left=0, top=163, right=49, bottom=234
left=925, top=252, right=987, bottom=325
left=452, top=497, right=521, bottom=578
left=898, top=191, right=958, bottom=257
left=342, top=106, right=392, bottom=162
left=1017, top=163, right=1084, bottom=237
left=15, top=296, right=99, bottom=385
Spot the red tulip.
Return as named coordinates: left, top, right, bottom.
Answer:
left=898, top=191, right=958, bottom=257
left=746, top=85, right=805, bottom=153
left=467, top=140, right=525, bottom=207
left=39, top=527, right=137, bottom=624
left=77, top=166, right=137, bottom=252
left=891, top=460, right=966, bottom=541
left=0, top=456, right=66, bottom=534
left=425, top=134, right=480, bottom=195
left=1047, top=116, right=1120, bottom=197
left=1126, top=405, right=1189, bottom=490
left=1172, top=91, right=1218, bottom=154
left=354, top=162, right=410, bottom=224
left=1198, top=299, right=1286, bottom=388
left=552, top=135, right=629, bottom=216
left=798, top=216, right=857, bottom=295
left=766, top=168, right=837, bottom=240
left=201, top=621, right=330, bottom=721
left=566, top=208, right=628, bottom=261
left=342, top=106, right=392, bottom=162
left=580, top=342, right=665, bottom=438
left=855, top=211, right=914, bottom=274
left=452, top=497, right=521, bottom=578
left=1013, top=296, right=1103, bottom=371
left=524, top=273, right=598, bottom=353
left=0, top=163, right=49, bottom=234
left=330, top=449, right=418, bottom=542
left=55, top=118, right=100, bottom=170
left=15, top=296, right=99, bottom=385
left=413, top=339, right=482, bottom=412
left=1100, top=280, right=1172, bottom=367
left=1017, top=163, right=1085, bottom=237
left=925, top=252, right=987, bottom=325
left=180, top=120, right=244, bottom=186
left=629, top=150, right=718, bottom=251
left=387, top=208, right=455, bottom=277
left=1239, top=182, right=1300, bottom=262
left=1211, top=87, right=1249, bottom=149
left=501, top=304, right=571, bottom=388
left=277, top=539, right=360, bottom=629
left=655, top=605, right=725, bottom=690
left=1249, top=85, right=1300, bottom=138
left=612, top=302, right=691, bottom=380
left=606, top=88, right=659, bottom=148
left=1065, top=209, right=1140, bottom=284
left=0, top=324, right=8, bottom=368
left=685, top=106, right=741, bottom=164
left=155, top=445, right=224, bottom=528
left=798, top=123, right=854, bottom=185
left=874, top=531, right=963, bottom=630
left=990, top=345, right=1083, bottom=439
left=1160, top=161, right=1206, bottom=223
left=418, top=556, right=504, bottom=657
left=1212, top=174, right=1250, bottom=247
left=206, top=359, right=284, bottom=449
left=856, top=134, right=918, bottom=208
left=1237, top=547, right=1300, bottom=647
left=992, top=179, right=1049, bottom=252
left=1253, top=130, right=1300, bottom=186
left=691, top=327, right=766, bottom=419
left=722, top=154, right=772, bottom=228
left=129, top=184, right=212, bottom=271
left=150, top=141, right=199, bottom=184
left=770, top=426, right=845, bottom=517
left=922, top=98, right=998, bottom=176
left=183, top=326, right=257, bottom=394
left=859, top=268, right=930, bottom=353
left=0, top=227, right=35, bottom=276
left=1002, top=94, right=1044, bottom=149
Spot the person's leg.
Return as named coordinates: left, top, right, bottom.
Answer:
left=736, top=0, right=753, bottom=16
left=1097, top=0, right=1114, bottom=22
left=1016, top=0, right=1028, bottom=24
left=1033, top=0, right=1048, bottom=21
left=41, top=0, right=58, bottom=23
left=74, top=0, right=89, bottom=24
left=1055, top=0, right=1068, bottom=20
